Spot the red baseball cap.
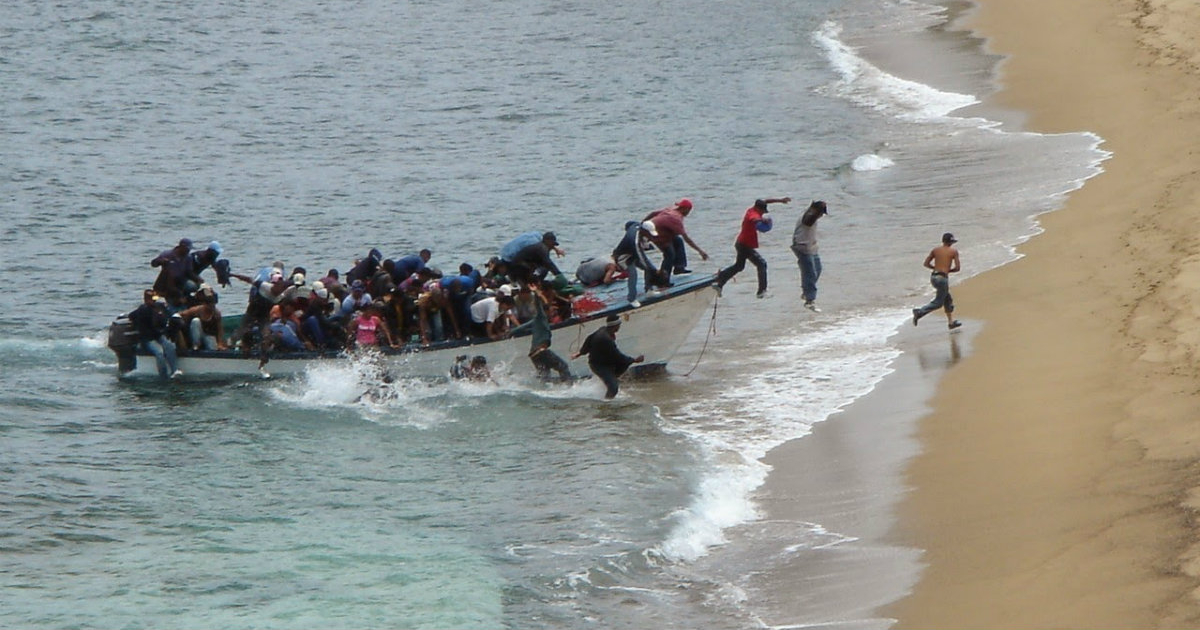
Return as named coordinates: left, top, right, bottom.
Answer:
left=676, top=198, right=693, bottom=211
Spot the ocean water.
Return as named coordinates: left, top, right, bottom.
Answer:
left=0, top=0, right=1105, bottom=628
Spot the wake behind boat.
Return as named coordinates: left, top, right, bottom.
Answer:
left=108, top=273, right=717, bottom=380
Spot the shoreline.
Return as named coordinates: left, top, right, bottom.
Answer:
left=886, top=0, right=1200, bottom=626
left=750, top=0, right=1200, bottom=626
left=750, top=326, right=976, bottom=628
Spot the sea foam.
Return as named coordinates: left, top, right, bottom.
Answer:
left=657, top=310, right=903, bottom=561
left=851, top=153, right=895, bottom=171
left=814, top=21, right=978, bottom=122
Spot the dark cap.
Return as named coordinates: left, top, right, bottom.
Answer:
left=812, top=200, right=828, bottom=215
left=542, top=232, right=559, bottom=246
left=942, top=232, right=957, bottom=244
left=605, top=314, right=621, bottom=328
left=178, top=238, right=194, bottom=249
left=351, top=279, right=365, bottom=291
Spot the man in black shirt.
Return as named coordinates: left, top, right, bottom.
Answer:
left=128, top=289, right=182, bottom=378
left=572, top=314, right=643, bottom=399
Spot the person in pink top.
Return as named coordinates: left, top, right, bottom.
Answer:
left=715, top=197, right=791, bottom=298
left=643, top=198, right=709, bottom=286
left=348, top=305, right=395, bottom=349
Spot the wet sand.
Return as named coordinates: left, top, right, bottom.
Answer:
left=885, top=0, right=1200, bottom=626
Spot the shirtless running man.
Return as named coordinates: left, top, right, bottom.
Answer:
left=912, top=232, right=962, bottom=329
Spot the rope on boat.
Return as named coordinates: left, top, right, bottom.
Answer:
left=681, top=294, right=719, bottom=378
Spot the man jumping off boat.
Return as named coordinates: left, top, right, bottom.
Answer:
left=912, top=232, right=962, bottom=330
left=715, top=197, right=791, bottom=299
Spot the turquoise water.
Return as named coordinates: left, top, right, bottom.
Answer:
left=0, top=0, right=1103, bottom=627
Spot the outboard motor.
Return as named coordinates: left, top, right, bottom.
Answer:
left=107, top=314, right=138, bottom=374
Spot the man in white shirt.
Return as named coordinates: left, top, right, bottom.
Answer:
left=469, top=295, right=518, bottom=340
left=791, top=200, right=828, bottom=312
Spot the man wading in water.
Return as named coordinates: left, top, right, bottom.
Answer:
left=572, top=314, right=643, bottom=399
left=912, top=232, right=962, bottom=330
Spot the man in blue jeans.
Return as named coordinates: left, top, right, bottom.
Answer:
left=129, top=290, right=182, bottom=378
left=643, top=199, right=708, bottom=285
left=611, top=220, right=662, bottom=307
left=912, top=232, right=963, bottom=330
left=790, top=200, right=828, bottom=312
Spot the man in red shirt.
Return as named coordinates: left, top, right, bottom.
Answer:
left=644, top=198, right=709, bottom=286
left=715, top=197, right=791, bottom=298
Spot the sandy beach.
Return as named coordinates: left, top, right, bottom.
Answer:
left=883, top=0, right=1200, bottom=626
left=756, top=0, right=1200, bottom=627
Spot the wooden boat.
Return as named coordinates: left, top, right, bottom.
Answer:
left=107, top=273, right=717, bottom=380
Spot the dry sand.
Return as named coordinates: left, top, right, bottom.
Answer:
left=886, top=0, right=1200, bottom=627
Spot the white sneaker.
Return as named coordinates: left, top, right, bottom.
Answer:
left=170, top=369, right=184, bottom=379
left=804, top=301, right=821, bottom=313
left=629, top=300, right=641, bottom=308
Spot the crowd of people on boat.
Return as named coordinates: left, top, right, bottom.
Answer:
left=121, top=199, right=710, bottom=380
left=128, top=235, right=569, bottom=374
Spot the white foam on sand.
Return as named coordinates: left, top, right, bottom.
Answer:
left=814, top=21, right=978, bottom=123
left=656, top=310, right=903, bottom=562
